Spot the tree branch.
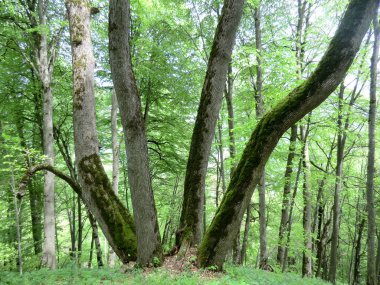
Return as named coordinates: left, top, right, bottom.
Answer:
left=18, top=164, right=81, bottom=199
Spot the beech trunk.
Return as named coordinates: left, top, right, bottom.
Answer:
left=66, top=0, right=137, bottom=263
left=197, top=0, right=378, bottom=269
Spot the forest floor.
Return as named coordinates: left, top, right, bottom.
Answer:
left=0, top=253, right=338, bottom=285
left=0, top=265, right=334, bottom=285
left=0, top=250, right=336, bottom=285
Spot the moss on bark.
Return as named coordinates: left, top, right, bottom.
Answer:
left=198, top=0, right=378, bottom=269
left=79, top=154, right=137, bottom=262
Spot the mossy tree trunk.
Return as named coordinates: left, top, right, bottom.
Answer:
left=66, top=0, right=137, bottom=263
left=109, top=0, right=162, bottom=266
left=366, top=9, right=379, bottom=285
left=177, top=0, right=245, bottom=249
left=197, top=0, right=379, bottom=269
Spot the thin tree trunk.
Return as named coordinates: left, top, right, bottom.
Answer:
left=366, top=10, right=379, bottom=285
left=301, top=123, right=312, bottom=277
left=277, top=125, right=297, bottom=266
left=11, top=172, right=23, bottom=275
left=66, top=0, right=137, bottom=263
left=88, top=212, right=103, bottom=268
left=109, top=90, right=119, bottom=267
left=240, top=203, right=251, bottom=265
left=37, top=0, right=56, bottom=269
left=283, top=157, right=302, bottom=272
left=217, top=118, right=226, bottom=196
left=198, top=0, right=377, bottom=269
left=177, top=0, right=245, bottom=249
left=109, top=0, right=162, bottom=266
left=253, top=4, right=268, bottom=270
left=225, top=63, right=241, bottom=263
left=329, top=84, right=346, bottom=283
left=352, top=218, right=365, bottom=285
left=77, top=195, right=82, bottom=264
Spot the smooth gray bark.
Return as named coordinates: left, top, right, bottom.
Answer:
left=178, top=0, right=245, bottom=248
left=109, top=91, right=119, bottom=267
left=198, top=0, right=378, bottom=269
left=109, top=0, right=162, bottom=265
left=37, top=0, right=57, bottom=269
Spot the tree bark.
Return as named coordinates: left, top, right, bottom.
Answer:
left=277, top=125, right=297, bottom=266
left=301, top=123, right=312, bottom=277
left=329, top=84, right=346, bottom=283
left=197, top=0, right=378, bottom=269
left=366, top=10, right=379, bottom=285
left=37, top=0, right=57, bottom=269
left=254, top=5, right=268, bottom=270
left=353, top=218, right=365, bottom=285
left=109, top=90, right=119, bottom=267
left=66, top=0, right=137, bottom=263
left=109, top=0, right=162, bottom=266
left=177, top=0, right=245, bottom=248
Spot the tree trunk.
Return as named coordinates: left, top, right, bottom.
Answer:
left=352, top=218, right=365, bottom=285
left=11, top=172, right=23, bottom=275
left=277, top=125, right=297, bottom=266
left=37, top=0, right=56, bottom=269
left=225, top=63, right=241, bottom=263
left=109, top=90, right=119, bottom=267
left=301, top=123, right=312, bottom=277
left=177, top=0, right=245, bottom=249
left=88, top=212, right=103, bottom=268
left=366, top=10, right=379, bottom=285
left=66, top=0, right=137, bottom=263
left=283, top=157, right=302, bottom=272
left=109, top=0, right=162, bottom=266
left=240, top=203, right=251, bottom=265
left=329, top=84, right=346, bottom=283
left=253, top=4, right=268, bottom=270
left=197, top=0, right=377, bottom=269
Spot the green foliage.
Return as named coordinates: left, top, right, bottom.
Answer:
left=0, top=266, right=332, bottom=285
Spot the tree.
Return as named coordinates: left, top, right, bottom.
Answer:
left=109, top=0, right=163, bottom=266
left=366, top=9, right=379, bottom=285
left=65, top=0, right=137, bottom=263
left=178, top=0, right=245, bottom=250
left=197, top=0, right=379, bottom=269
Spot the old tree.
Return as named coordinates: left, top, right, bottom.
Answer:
left=1, top=0, right=380, bottom=283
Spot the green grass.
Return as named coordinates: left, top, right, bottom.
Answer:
left=0, top=265, right=331, bottom=285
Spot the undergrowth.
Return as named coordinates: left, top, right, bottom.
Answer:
left=0, top=265, right=335, bottom=285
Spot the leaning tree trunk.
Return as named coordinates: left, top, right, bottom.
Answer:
left=109, top=0, right=162, bottom=266
left=66, top=0, right=137, bottom=263
left=366, top=10, right=379, bottom=285
left=197, top=0, right=378, bottom=269
left=177, top=0, right=245, bottom=249
left=37, top=0, right=57, bottom=269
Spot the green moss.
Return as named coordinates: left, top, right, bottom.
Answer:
left=79, top=154, right=137, bottom=262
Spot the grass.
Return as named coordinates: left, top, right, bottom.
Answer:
left=0, top=265, right=332, bottom=285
